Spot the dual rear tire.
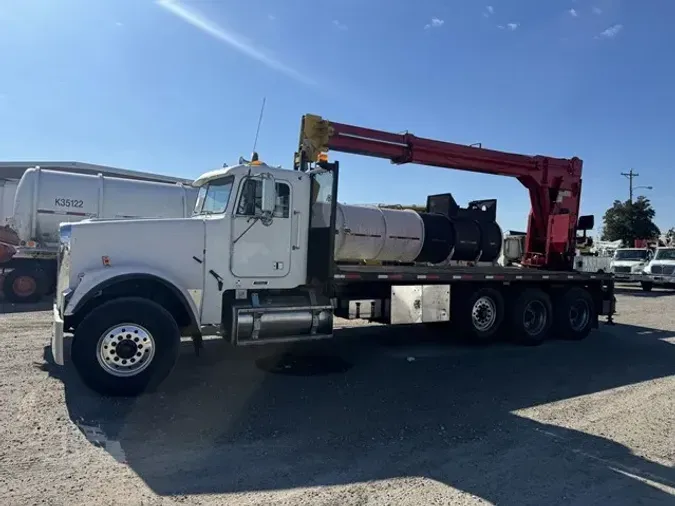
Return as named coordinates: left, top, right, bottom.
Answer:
left=457, top=286, right=595, bottom=345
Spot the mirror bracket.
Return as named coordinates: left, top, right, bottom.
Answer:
left=259, top=173, right=276, bottom=223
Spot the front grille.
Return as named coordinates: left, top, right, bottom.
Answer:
left=613, top=266, right=631, bottom=274
left=651, top=265, right=675, bottom=275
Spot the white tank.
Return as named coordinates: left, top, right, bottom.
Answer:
left=333, top=204, right=424, bottom=262
left=11, top=168, right=198, bottom=247
left=0, top=179, right=18, bottom=227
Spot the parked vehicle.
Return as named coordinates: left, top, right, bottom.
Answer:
left=52, top=114, right=615, bottom=397
left=609, top=248, right=652, bottom=281
left=0, top=167, right=198, bottom=303
left=640, top=247, right=675, bottom=291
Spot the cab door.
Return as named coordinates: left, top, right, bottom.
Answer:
left=230, top=176, right=293, bottom=278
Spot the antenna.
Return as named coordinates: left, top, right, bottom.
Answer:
left=252, top=97, right=266, bottom=155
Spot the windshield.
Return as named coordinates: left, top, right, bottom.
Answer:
left=613, top=249, right=648, bottom=261
left=655, top=249, right=675, bottom=260
left=194, top=177, right=234, bottom=215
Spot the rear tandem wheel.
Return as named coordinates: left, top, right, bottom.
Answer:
left=509, top=288, right=553, bottom=346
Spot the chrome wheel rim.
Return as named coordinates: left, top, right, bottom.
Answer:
left=96, top=324, right=156, bottom=377
left=472, top=296, right=497, bottom=332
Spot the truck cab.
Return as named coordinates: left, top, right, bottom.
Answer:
left=55, top=156, right=314, bottom=334
left=609, top=248, right=651, bottom=281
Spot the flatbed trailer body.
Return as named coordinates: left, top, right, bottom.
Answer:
left=333, top=264, right=612, bottom=283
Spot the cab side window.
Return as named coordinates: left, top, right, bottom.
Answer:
left=237, top=178, right=290, bottom=218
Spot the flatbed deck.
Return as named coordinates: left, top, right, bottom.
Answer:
left=333, top=264, right=613, bottom=283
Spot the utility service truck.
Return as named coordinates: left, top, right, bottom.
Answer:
left=1, top=167, right=198, bottom=303
left=640, top=247, right=675, bottom=291
left=608, top=247, right=652, bottom=282
left=52, top=114, right=616, bottom=397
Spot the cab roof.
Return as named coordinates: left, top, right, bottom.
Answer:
left=193, top=158, right=291, bottom=188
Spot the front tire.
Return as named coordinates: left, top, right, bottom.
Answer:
left=71, top=297, right=181, bottom=397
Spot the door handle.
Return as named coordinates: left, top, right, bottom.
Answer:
left=292, top=210, right=300, bottom=250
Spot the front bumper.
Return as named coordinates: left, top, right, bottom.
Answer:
left=646, top=274, right=675, bottom=285
left=52, top=304, right=65, bottom=366
left=612, top=272, right=643, bottom=282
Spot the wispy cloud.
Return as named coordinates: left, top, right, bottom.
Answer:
left=424, top=18, right=445, bottom=29
left=569, top=8, right=578, bottom=17
left=155, top=0, right=314, bottom=85
left=498, top=22, right=519, bottom=31
left=597, top=24, right=623, bottom=39
left=592, top=6, right=602, bottom=15
left=332, top=20, right=348, bottom=31
left=268, top=14, right=276, bottom=21
left=483, top=5, right=494, bottom=17
left=115, top=21, right=123, bottom=27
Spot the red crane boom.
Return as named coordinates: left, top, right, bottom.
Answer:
left=294, top=114, right=587, bottom=270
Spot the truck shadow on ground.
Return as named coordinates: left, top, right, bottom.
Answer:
left=42, top=323, right=675, bottom=505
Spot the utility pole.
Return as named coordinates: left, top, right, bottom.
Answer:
left=621, top=169, right=639, bottom=203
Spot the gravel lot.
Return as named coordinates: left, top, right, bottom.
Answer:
left=1, top=286, right=674, bottom=506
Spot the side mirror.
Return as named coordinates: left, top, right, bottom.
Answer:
left=577, top=215, right=594, bottom=230
left=260, top=173, right=276, bottom=215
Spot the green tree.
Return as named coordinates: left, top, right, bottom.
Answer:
left=601, top=197, right=660, bottom=245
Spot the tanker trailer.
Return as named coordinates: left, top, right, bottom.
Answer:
left=0, top=167, right=198, bottom=303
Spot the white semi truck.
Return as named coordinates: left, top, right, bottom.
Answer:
left=52, top=114, right=616, bottom=397
left=0, top=167, right=198, bottom=302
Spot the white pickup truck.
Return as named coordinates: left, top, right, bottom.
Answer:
left=640, top=247, right=675, bottom=291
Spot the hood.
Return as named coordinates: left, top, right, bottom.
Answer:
left=648, top=259, right=675, bottom=266
left=611, top=260, right=646, bottom=266
left=67, top=217, right=206, bottom=273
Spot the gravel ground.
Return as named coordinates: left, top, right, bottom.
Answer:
left=1, top=286, right=674, bottom=506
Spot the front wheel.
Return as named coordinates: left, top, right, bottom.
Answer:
left=71, top=297, right=181, bottom=397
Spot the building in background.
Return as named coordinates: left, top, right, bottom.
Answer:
left=0, top=161, right=193, bottom=185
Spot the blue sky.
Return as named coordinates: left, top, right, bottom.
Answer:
left=1, top=0, right=674, bottom=233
